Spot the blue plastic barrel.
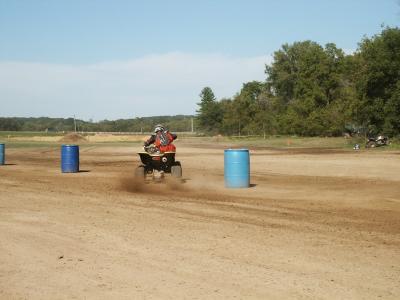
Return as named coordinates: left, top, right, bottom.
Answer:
left=224, top=149, right=250, bottom=188
left=0, top=143, right=4, bottom=165
left=61, top=145, right=79, bottom=173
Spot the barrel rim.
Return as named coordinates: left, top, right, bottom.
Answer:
left=224, top=148, right=249, bottom=152
left=61, top=144, right=79, bottom=147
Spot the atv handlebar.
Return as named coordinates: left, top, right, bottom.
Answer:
left=143, top=144, right=160, bottom=154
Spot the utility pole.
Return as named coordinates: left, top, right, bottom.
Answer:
left=191, top=118, right=194, bottom=133
left=73, top=115, right=77, bottom=133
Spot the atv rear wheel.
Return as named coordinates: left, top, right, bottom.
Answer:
left=171, top=161, right=182, bottom=178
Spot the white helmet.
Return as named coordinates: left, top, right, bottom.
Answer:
left=154, top=124, right=165, bottom=133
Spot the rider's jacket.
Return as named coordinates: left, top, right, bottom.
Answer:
left=144, top=131, right=177, bottom=152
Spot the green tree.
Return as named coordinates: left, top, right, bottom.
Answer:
left=354, top=27, right=400, bottom=136
left=236, top=81, right=265, bottom=136
left=0, top=118, right=22, bottom=131
left=196, top=87, right=223, bottom=133
left=219, top=98, right=236, bottom=135
left=265, top=41, right=350, bottom=135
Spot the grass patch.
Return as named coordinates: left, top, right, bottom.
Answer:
left=0, top=131, right=64, bottom=138
left=1, top=132, right=399, bottom=151
left=2, top=142, right=60, bottom=149
left=2, top=141, right=142, bottom=149
left=180, top=135, right=400, bottom=150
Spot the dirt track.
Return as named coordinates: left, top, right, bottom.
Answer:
left=1, top=142, right=399, bottom=299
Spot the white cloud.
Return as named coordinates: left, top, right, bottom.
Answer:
left=0, top=52, right=271, bottom=120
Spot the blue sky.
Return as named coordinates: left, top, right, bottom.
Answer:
left=0, top=0, right=399, bottom=120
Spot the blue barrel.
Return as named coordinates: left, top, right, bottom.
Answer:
left=61, top=145, right=79, bottom=173
left=0, top=143, right=4, bottom=165
left=224, top=149, right=250, bottom=188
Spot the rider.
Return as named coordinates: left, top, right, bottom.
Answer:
left=144, top=124, right=177, bottom=153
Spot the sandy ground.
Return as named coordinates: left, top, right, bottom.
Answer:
left=0, top=141, right=399, bottom=299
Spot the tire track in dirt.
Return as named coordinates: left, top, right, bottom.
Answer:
left=4, top=146, right=400, bottom=246
left=2, top=144, right=400, bottom=299
left=115, top=172, right=400, bottom=243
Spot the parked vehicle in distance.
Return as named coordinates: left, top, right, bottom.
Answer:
left=365, top=135, right=389, bottom=148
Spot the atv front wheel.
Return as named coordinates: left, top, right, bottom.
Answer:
left=366, top=141, right=376, bottom=148
left=171, top=162, right=182, bottom=178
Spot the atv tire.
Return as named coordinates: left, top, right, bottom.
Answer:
left=135, top=166, right=146, bottom=179
left=171, top=162, right=182, bottom=178
left=366, top=141, right=376, bottom=148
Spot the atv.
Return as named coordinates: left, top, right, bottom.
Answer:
left=135, top=145, right=182, bottom=181
left=365, top=135, right=389, bottom=148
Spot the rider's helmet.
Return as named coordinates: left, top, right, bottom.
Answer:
left=154, top=124, right=165, bottom=133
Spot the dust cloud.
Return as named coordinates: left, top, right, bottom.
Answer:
left=118, top=173, right=188, bottom=195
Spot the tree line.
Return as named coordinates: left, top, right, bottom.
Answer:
left=2, top=27, right=399, bottom=137
left=197, top=27, right=400, bottom=137
left=0, top=116, right=196, bottom=133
